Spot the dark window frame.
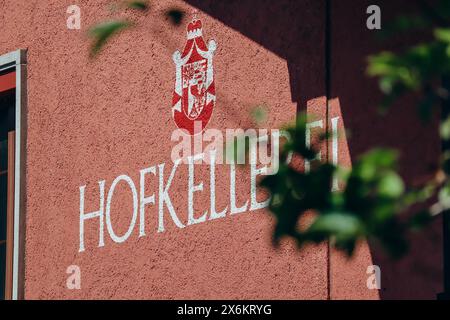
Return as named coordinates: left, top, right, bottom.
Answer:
left=0, top=50, right=27, bottom=300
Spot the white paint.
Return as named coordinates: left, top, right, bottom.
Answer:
left=331, top=116, right=340, bottom=191
left=187, top=153, right=208, bottom=225
left=13, top=54, right=22, bottom=300
left=77, top=118, right=341, bottom=253
left=139, top=167, right=156, bottom=237
left=264, top=129, right=281, bottom=174
left=79, top=181, right=105, bottom=252
left=230, top=163, right=249, bottom=214
left=305, top=120, right=324, bottom=172
left=250, top=133, right=273, bottom=211
left=280, top=129, right=293, bottom=165
left=209, top=150, right=227, bottom=220
left=187, top=28, right=203, bottom=40
left=158, top=160, right=185, bottom=232
left=105, top=175, right=138, bottom=244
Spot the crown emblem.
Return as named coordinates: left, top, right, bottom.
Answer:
left=172, top=17, right=217, bottom=135
left=187, top=19, right=203, bottom=40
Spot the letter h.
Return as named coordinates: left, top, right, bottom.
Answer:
left=79, top=181, right=106, bottom=252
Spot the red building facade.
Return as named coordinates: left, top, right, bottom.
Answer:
left=0, top=0, right=443, bottom=299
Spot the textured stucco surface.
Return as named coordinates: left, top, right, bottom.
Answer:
left=0, top=0, right=328, bottom=299
left=0, top=0, right=443, bottom=300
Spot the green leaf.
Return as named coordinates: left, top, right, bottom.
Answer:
left=354, top=149, right=398, bottom=181
left=377, top=15, right=431, bottom=40
left=251, top=105, right=268, bottom=125
left=304, top=212, right=363, bottom=253
left=378, top=172, right=404, bottom=198
left=89, top=20, right=131, bottom=56
left=442, top=151, right=450, bottom=174
left=127, top=1, right=149, bottom=11
left=435, top=28, right=450, bottom=42
left=418, top=92, right=437, bottom=122
left=439, top=183, right=450, bottom=209
left=409, top=210, right=434, bottom=231
left=441, top=115, right=450, bottom=140
left=309, top=213, right=361, bottom=234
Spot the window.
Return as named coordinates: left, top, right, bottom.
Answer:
left=0, top=70, right=15, bottom=300
left=0, top=50, right=26, bottom=300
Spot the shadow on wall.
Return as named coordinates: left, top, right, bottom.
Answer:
left=185, top=0, right=443, bottom=299
left=185, top=0, right=326, bottom=114
left=330, top=0, right=442, bottom=300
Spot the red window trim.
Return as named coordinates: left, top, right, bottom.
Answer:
left=0, top=71, right=16, bottom=92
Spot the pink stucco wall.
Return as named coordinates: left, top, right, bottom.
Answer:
left=0, top=0, right=443, bottom=299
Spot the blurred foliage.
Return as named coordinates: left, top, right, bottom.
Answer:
left=127, top=1, right=149, bottom=11
left=366, top=0, right=450, bottom=227
left=89, top=20, right=131, bottom=56
left=259, top=0, right=450, bottom=258
left=88, top=1, right=184, bottom=56
left=259, top=116, right=422, bottom=258
left=251, top=105, right=268, bottom=126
